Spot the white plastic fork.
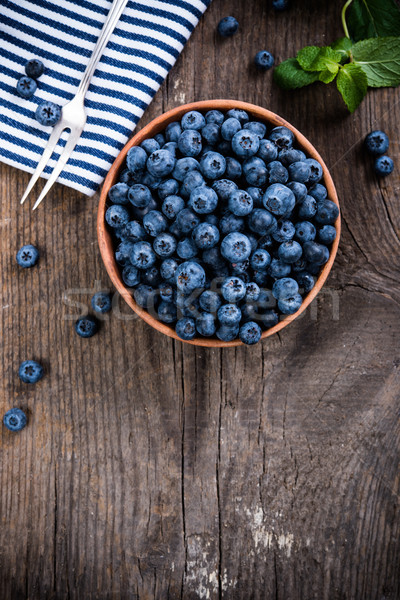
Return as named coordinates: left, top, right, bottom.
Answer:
left=21, top=0, right=129, bottom=210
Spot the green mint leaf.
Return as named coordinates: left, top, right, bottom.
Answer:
left=273, top=58, right=319, bottom=90
left=352, top=36, right=400, bottom=87
left=331, top=37, right=353, bottom=62
left=297, top=46, right=342, bottom=72
left=347, top=0, right=400, bottom=41
left=336, top=63, right=368, bottom=112
left=319, top=68, right=339, bottom=84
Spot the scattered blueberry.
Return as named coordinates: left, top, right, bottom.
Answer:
left=374, top=155, right=394, bottom=177
left=254, top=51, right=274, bottom=71
left=25, top=58, right=44, bottom=79
left=19, top=360, right=43, bottom=384
left=16, top=244, right=39, bottom=268
left=91, top=292, right=112, bottom=313
left=217, top=16, right=239, bottom=37
left=3, top=408, right=27, bottom=432
left=75, top=316, right=98, bottom=338
left=365, top=130, right=389, bottom=156
left=35, top=101, right=61, bottom=126
left=16, top=76, right=37, bottom=99
left=273, top=0, right=290, bottom=10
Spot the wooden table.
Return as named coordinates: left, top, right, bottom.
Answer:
left=1, top=2, right=399, bottom=598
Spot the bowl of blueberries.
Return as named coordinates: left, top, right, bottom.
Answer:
left=98, top=100, right=340, bottom=346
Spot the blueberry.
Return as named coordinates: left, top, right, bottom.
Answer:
left=154, top=133, right=165, bottom=147
left=165, top=121, right=182, bottom=142
left=147, top=149, right=175, bottom=178
left=294, top=221, right=316, bottom=243
left=108, top=182, right=129, bottom=205
left=232, top=129, right=260, bottom=158
left=278, top=294, right=302, bottom=314
left=105, top=205, right=129, bottom=228
left=269, top=126, right=294, bottom=150
left=298, top=196, right=317, bottom=219
left=180, top=170, right=205, bottom=199
left=158, top=301, right=177, bottom=323
left=258, top=289, right=276, bottom=309
left=268, top=258, right=291, bottom=278
left=175, top=208, right=200, bottom=234
left=288, top=161, right=311, bottom=183
left=122, top=221, right=146, bottom=242
left=19, top=360, right=43, bottom=384
left=374, top=155, right=394, bottom=177
left=119, top=168, right=139, bottom=186
left=243, top=121, right=267, bottom=139
left=172, top=156, right=200, bottom=182
left=252, top=270, right=270, bottom=286
left=91, top=292, right=112, bottom=313
left=178, top=129, right=202, bottom=157
left=250, top=249, right=271, bottom=270
left=231, top=258, right=250, bottom=276
left=160, top=195, right=183, bottom=220
left=318, top=225, right=336, bottom=245
left=225, top=157, right=242, bottom=180
left=365, top=130, right=389, bottom=156
left=217, top=16, right=239, bottom=37
left=3, top=407, right=27, bottom=432
left=272, top=220, right=295, bottom=242
left=221, top=117, right=241, bottom=141
left=254, top=50, right=274, bottom=71
left=279, top=148, right=306, bottom=166
left=176, top=261, right=206, bottom=293
left=287, top=181, right=308, bottom=203
left=246, top=186, right=264, bottom=208
left=248, top=208, right=277, bottom=235
left=181, top=110, right=206, bottom=131
left=257, top=139, right=278, bottom=163
left=115, top=240, right=135, bottom=265
left=201, top=123, right=220, bottom=146
left=226, top=109, right=249, bottom=124
left=196, top=312, right=216, bottom=336
left=257, top=235, right=273, bottom=250
left=162, top=142, right=178, bottom=158
left=160, top=283, right=175, bottom=302
left=205, top=110, right=225, bottom=125
left=199, top=290, right=221, bottom=313
left=258, top=310, right=279, bottom=329
left=305, top=158, right=323, bottom=183
left=220, top=276, right=245, bottom=303
left=272, top=277, right=299, bottom=299
left=200, top=151, right=226, bottom=179
left=267, top=160, right=289, bottom=184
left=35, top=101, right=61, bottom=126
left=216, top=324, right=240, bottom=342
left=212, top=179, right=238, bottom=200
left=218, top=303, right=242, bottom=326
left=25, top=58, right=44, bottom=79
left=263, top=183, right=295, bottom=216
left=176, top=294, right=201, bottom=319
left=140, top=171, right=162, bottom=190
left=192, top=223, right=220, bottom=249
left=16, top=76, right=37, bottom=99
left=295, top=271, right=315, bottom=293
left=126, top=146, right=147, bottom=174
left=16, top=244, right=39, bottom=268
left=176, top=317, right=196, bottom=340
left=130, top=241, right=157, bottom=269
left=314, top=199, right=339, bottom=225
left=273, top=0, right=290, bottom=9
left=308, top=183, right=327, bottom=202
left=245, top=282, right=261, bottom=302
left=143, top=210, right=167, bottom=237
left=122, top=265, right=140, bottom=287
left=127, top=183, right=151, bottom=208
left=140, top=138, right=160, bottom=155
left=228, top=189, right=253, bottom=216
left=216, top=140, right=233, bottom=155
left=153, top=232, right=177, bottom=257
left=202, top=247, right=225, bottom=271
left=205, top=214, right=219, bottom=227
left=134, top=285, right=156, bottom=311
left=177, top=237, right=198, bottom=259
left=158, top=178, right=180, bottom=200
left=278, top=240, right=303, bottom=264
left=303, top=241, right=330, bottom=265
left=75, top=316, right=98, bottom=338
left=189, top=186, right=218, bottom=214
left=243, top=157, right=268, bottom=186
left=221, top=232, right=252, bottom=262
left=160, top=258, right=179, bottom=282
left=239, top=321, right=262, bottom=345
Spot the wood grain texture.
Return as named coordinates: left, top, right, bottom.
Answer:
left=0, top=1, right=399, bottom=599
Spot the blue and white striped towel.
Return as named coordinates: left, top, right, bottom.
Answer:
left=0, top=0, right=211, bottom=196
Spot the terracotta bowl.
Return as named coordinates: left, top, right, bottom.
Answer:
left=98, top=100, right=341, bottom=347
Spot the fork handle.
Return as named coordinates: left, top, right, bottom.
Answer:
left=76, top=0, right=129, bottom=99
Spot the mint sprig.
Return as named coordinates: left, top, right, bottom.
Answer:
left=273, top=0, right=400, bottom=113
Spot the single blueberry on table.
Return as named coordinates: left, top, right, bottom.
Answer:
left=16, top=244, right=39, bottom=268
left=35, top=101, right=61, bottom=126
left=181, top=110, right=206, bottom=131
left=108, top=182, right=129, bottom=205
left=176, top=261, right=206, bottom=293
left=269, top=126, right=294, bottom=150
left=122, top=265, right=140, bottom=287
left=221, top=232, right=252, bottom=262
left=165, top=121, right=182, bottom=143
left=217, top=16, right=239, bottom=37
left=178, top=129, right=202, bottom=157
left=201, top=123, right=220, bottom=146
left=192, top=223, right=220, bottom=249
left=374, top=155, right=394, bottom=177
left=273, top=220, right=295, bottom=243
left=91, top=292, right=112, bottom=314
left=75, top=316, right=98, bottom=338
left=257, top=139, right=278, bottom=163
left=126, top=146, right=147, bottom=174
left=303, top=241, right=330, bottom=266
left=147, top=149, right=175, bottom=178
left=196, top=312, right=216, bottom=336
left=267, top=160, right=289, bottom=184
left=272, top=277, right=299, bottom=300
left=25, top=58, right=44, bottom=79
left=180, top=170, right=205, bottom=199
left=298, top=196, right=317, bottom=219
left=3, top=407, right=27, bottom=432
left=248, top=208, right=277, bottom=235
left=158, top=301, right=177, bottom=324
left=278, top=293, right=303, bottom=315
left=263, top=183, right=295, bottom=216
left=140, top=138, right=160, bottom=155
left=205, top=109, right=225, bottom=125
left=225, top=157, right=242, bottom=180
left=175, top=208, right=200, bottom=234
left=153, top=232, right=177, bottom=257
left=239, top=321, right=262, bottom=345
left=254, top=50, right=274, bottom=71
left=218, top=303, right=242, bottom=326
left=250, top=249, right=271, bottom=271
left=16, top=76, right=37, bottom=99
left=130, top=241, right=157, bottom=270
left=295, top=271, right=315, bottom=293
left=189, top=186, right=218, bottom=214
left=229, top=190, right=253, bottom=216
left=278, top=240, right=303, bottom=264
left=200, top=151, right=226, bottom=180
left=175, top=317, right=196, bottom=340
left=19, top=360, right=43, bottom=384
left=177, top=237, right=198, bottom=259
left=294, top=221, right=316, bottom=243
left=232, top=129, right=260, bottom=158
left=318, top=225, right=336, bottom=245
left=314, top=199, right=339, bottom=225
left=221, top=117, right=241, bottom=141
left=221, top=276, right=246, bottom=303
left=243, top=157, right=268, bottom=186
left=365, top=130, right=389, bottom=156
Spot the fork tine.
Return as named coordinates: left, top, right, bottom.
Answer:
left=32, top=130, right=81, bottom=211
left=20, top=121, right=66, bottom=205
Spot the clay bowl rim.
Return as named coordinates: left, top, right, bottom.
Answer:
left=98, top=99, right=341, bottom=347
